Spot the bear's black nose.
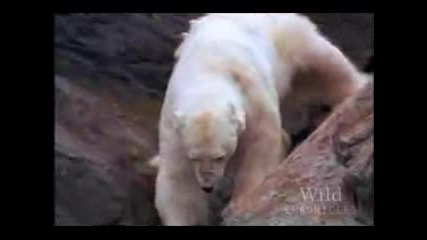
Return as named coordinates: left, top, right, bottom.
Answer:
left=202, top=186, right=213, bottom=193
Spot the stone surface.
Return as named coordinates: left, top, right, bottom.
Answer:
left=54, top=75, right=160, bottom=225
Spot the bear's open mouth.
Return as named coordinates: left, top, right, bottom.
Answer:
left=202, top=186, right=214, bottom=193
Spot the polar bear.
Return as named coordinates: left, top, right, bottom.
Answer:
left=154, top=13, right=368, bottom=226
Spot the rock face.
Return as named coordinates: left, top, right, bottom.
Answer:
left=54, top=14, right=201, bottom=98
left=55, top=75, right=161, bottom=225
left=54, top=13, right=373, bottom=226
left=54, top=14, right=201, bottom=226
left=222, top=80, right=374, bottom=226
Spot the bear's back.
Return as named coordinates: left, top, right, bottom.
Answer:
left=173, top=14, right=280, bottom=92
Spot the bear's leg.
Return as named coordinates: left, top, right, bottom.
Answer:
left=275, top=13, right=369, bottom=105
left=155, top=158, right=210, bottom=226
left=294, top=28, right=369, bottom=106
left=230, top=111, right=284, bottom=200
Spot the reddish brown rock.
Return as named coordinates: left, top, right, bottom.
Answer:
left=222, top=79, right=374, bottom=226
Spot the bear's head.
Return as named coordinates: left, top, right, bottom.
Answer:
left=174, top=103, right=245, bottom=193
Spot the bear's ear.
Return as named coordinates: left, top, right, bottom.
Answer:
left=172, top=110, right=186, bottom=130
left=229, top=104, right=246, bottom=134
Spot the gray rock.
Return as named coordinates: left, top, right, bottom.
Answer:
left=54, top=150, right=122, bottom=225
